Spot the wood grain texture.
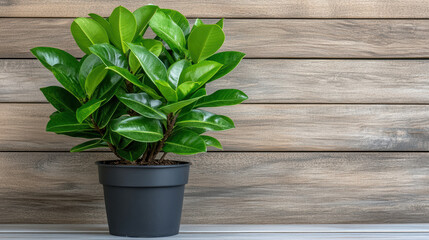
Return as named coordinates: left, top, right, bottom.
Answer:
left=0, top=152, right=428, bottom=224
left=2, top=0, right=429, bottom=18
left=4, top=18, right=429, bottom=58
left=2, top=104, right=429, bottom=151
left=4, top=59, right=429, bottom=104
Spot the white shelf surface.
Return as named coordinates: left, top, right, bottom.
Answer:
left=0, top=224, right=428, bottom=239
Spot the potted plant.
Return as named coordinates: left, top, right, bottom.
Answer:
left=31, top=4, right=247, bottom=238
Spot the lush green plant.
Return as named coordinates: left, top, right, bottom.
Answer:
left=31, top=5, right=247, bottom=164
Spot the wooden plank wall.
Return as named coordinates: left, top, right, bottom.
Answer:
left=1, top=0, right=429, bottom=224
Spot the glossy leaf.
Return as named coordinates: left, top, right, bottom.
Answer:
left=105, top=66, right=161, bottom=99
left=180, top=88, right=206, bottom=113
left=176, top=81, right=200, bottom=100
left=46, top=111, right=92, bottom=133
left=88, top=13, right=112, bottom=40
left=71, top=18, right=109, bottom=54
left=129, top=38, right=163, bottom=73
left=154, top=80, right=178, bottom=102
left=117, top=141, right=147, bottom=161
left=92, top=72, right=123, bottom=102
left=60, top=130, right=101, bottom=139
left=133, top=5, right=159, bottom=36
left=127, top=43, right=167, bottom=84
left=216, top=18, right=224, bottom=29
left=94, top=97, right=121, bottom=129
left=201, top=135, right=222, bottom=149
left=188, top=24, right=225, bottom=63
left=117, top=92, right=166, bottom=120
left=76, top=98, right=104, bottom=123
left=176, top=109, right=235, bottom=131
left=179, top=60, right=222, bottom=85
left=149, top=11, right=186, bottom=54
left=195, top=89, right=248, bottom=108
left=167, top=59, right=191, bottom=89
left=85, top=64, right=108, bottom=98
left=70, top=139, right=107, bottom=152
left=51, top=64, right=85, bottom=100
left=40, top=86, right=81, bottom=112
left=207, top=51, right=245, bottom=82
left=159, top=96, right=202, bottom=114
left=79, top=54, right=104, bottom=90
left=160, top=9, right=190, bottom=36
left=89, top=43, right=127, bottom=68
left=111, top=116, right=163, bottom=142
left=109, top=6, right=137, bottom=52
left=163, top=129, right=206, bottom=155
left=31, top=47, right=79, bottom=73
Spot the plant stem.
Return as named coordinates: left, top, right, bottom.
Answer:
left=159, top=152, right=168, bottom=161
left=146, top=113, right=177, bottom=163
left=90, top=116, right=126, bottom=161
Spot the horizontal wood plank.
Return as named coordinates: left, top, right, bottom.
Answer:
left=1, top=104, right=429, bottom=151
left=3, top=19, right=429, bottom=58
left=0, top=152, right=428, bottom=224
left=4, top=59, right=429, bottom=104
left=2, top=0, right=429, bottom=18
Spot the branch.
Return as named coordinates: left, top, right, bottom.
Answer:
left=147, top=113, right=177, bottom=163
left=90, top=116, right=126, bottom=161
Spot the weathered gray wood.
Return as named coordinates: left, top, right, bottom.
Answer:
left=2, top=0, right=429, bottom=18
left=0, top=152, right=428, bottom=224
left=2, top=104, right=429, bottom=151
left=5, top=59, right=429, bottom=104
left=2, top=224, right=429, bottom=233
left=4, top=19, right=429, bottom=58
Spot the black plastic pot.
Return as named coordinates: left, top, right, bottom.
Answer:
left=96, top=160, right=191, bottom=238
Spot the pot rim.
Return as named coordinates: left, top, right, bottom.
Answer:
left=95, top=160, right=191, bottom=169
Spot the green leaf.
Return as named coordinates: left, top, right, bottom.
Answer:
left=70, top=139, right=107, bottom=152
left=85, top=64, right=108, bottom=98
left=176, top=81, right=200, bottom=100
left=133, top=5, right=159, bottom=36
left=92, top=72, right=123, bottom=102
left=79, top=54, right=104, bottom=90
left=118, top=136, right=134, bottom=149
left=117, top=141, right=147, bottom=161
left=216, top=18, right=224, bottom=29
left=111, top=116, right=163, bottom=142
left=71, top=18, right=109, bottom=54
left=89, top=43, right=127, bottom=68
left=149, top=11, right=186, bottom=54
left=40, top=86, right=81, bottom=112
left=51, top=64, right=85, bottom=100
left=179, top=60, right=223, bottom=85
left=47, top=111, right=92, bottom=133
left=127, top=43, right=167, bottom=84
left=94, top=97, right=121, bottom=129
left=207, top=51, right=245, bottom=82
left=105, top=66, right=161, bottom=99
left=117, top=92, right=166, bottom=120
left=88, top=13, right=112, bottom=40
left=76, top=98, right=104, bottom=123
left=176, top=109, right=235, bottom=131
left=163, top=129, right=206, bottom=155
left=159, top=9, right=190, bottom=36
left=180, top=88, right=206, bottom=113
left=192, top=18, right=204, bottom=30
left=154, top=80, right=178, bottom=102
left=129, top=38, right=163, bottom=73
left=109, top=6, right=137, bottom=52
left=195, top=89, right=248, bottom=108
left=201, top=135, right=222, bottom=149
left=159, top=96, right=202, bottom=114
left=188, top=24, right=225, bottom=63
left=31, top=47, right=79, bottom=73
left=167, top=59, right=191, bottom=89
